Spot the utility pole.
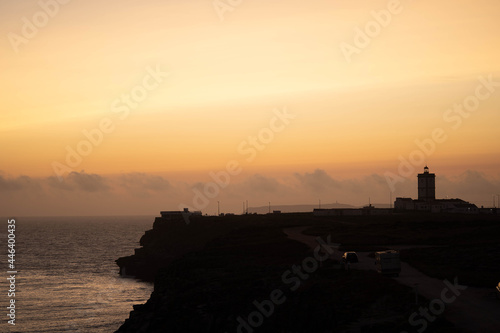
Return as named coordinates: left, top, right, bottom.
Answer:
left=217, top=201, right=220, bottom=216
left=269, top=202, right=271, bottom=214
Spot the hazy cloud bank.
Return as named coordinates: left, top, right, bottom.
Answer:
left=1, top=169, right=498, bottom=216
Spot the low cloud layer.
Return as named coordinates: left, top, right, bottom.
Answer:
left=1, top=169, right=499, bottom=216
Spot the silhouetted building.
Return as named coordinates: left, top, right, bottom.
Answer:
left=394, top=198, right=414, bottom=210
left=160, top=208, right=201, bottom=220
left=395, top=166, right=478, bottom=213
left=418, top=166, right=435, bottom=201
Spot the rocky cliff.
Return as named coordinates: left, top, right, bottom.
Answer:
left=115, top=213, right=456, bottom=333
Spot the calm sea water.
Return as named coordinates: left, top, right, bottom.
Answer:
left=0, top=216, right=155, bottom=333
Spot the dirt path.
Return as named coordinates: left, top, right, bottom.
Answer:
left=284, top=226, right=500, bottom=333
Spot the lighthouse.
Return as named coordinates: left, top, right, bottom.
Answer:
left=417, top=166, right=436, bottom=201
left=395, top=166, right=478, bottom=213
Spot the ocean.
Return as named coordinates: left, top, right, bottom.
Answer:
left=1, top=216, right=155, bottom=333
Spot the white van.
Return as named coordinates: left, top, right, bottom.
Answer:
left=375, top=250, right=401, bottom=276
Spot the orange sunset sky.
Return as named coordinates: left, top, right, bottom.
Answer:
left=1, top=0, right=499, bottom=216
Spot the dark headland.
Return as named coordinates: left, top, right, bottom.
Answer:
left=115, top=210, right=500, bottom=333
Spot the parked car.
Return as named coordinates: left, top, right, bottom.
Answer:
left=496, top=282, right=500, bottom=299
left=342, top=252, right=358, bottom=263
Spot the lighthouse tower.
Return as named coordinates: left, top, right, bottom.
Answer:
left=417, top=166, right=436, bottom=201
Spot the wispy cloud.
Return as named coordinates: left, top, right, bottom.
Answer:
left=438, top=170, right=500, bottom=203
left=0, top=174, right=41, bottom=192
left=294, top=169, right=342, bottom=193
left=46, top=172, right=109, bottom=192
left=117, top=173, right=171, bottom=197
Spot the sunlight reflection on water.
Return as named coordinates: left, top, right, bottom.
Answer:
left=0, top=216, right=155, bottom=333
